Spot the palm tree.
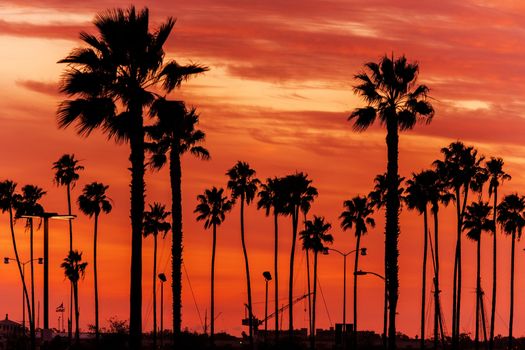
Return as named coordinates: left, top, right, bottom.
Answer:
left=257, top=177, right=285, bottom=341
left=434, top=142, right=485, bottom=349
left=77, top=182, right=112, bottom=342
left=146, top=99, right=209, bottom=337
left=226, top=161, right=260, bottom=345
left=463, top=201, right=494, bottom=350
left=280, top=172, right=318, bottom=339
left=485, top=157, right=510, bottom=350
left=0, top=180, right=34, bottom=348
left=57, top=7, right=207, bottom=345
left=15, top=184, right=45, bottom=346
left=194, top=187, right=233, bottom=344
left=300, top=216, right=333, bottom=350
left=143, top=203, right=171, bottom=350
left=340, top=195, right=375, bottom=350
left=496, top=194, right=525, bottom=350
left=61, top=250, right=88, bottom=344
left=349, top=54, right=434, bottom=350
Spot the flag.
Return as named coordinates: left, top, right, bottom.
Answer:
left=56, top=303, right=65, bottom=312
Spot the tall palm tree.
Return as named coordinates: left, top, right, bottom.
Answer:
left=257, top=177, right=285, bottom=341
left=15, top=184, right=45, bottom=346
left=146, top=99, right=209, bottom=337
left=57, top=7, right=207, bottom=345
left=0, top=181, right=34, bottom=348
left=340, top=195, right=375, bottom=350
left=300, top=216, right=333, bottom=350
left=52, top=154, right=83, bottom=340
left=61, top=250, right=88, bottom=344
left=194, top=187, right=233, bottom=344
left=496, top=194, right=525, bottom=350
left=280, top=172, right=318, bottom=339
left=434, top=142, right=485, bottom=349
left=462, top=201, right=494, bottom=350
left=143, top=203, right=171, bottom=350
left=226, top=161, right=260, bottom=346
left=485, top=157, right=510, bottom=350
left=77, top=182, right=112, bottom=342
left=349, top=55, right=434, bottom=349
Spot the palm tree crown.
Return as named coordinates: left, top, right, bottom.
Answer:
left=226, top=161, right=260, bottom=204
left=280, top=172, right=318, bottom=216
left=0, top=180, right=19, bottom=213
left=195, top=187, right=233, bottom=229
left=52, top=154, right=84, bottom=187
left=78, top=182, right=112, bottom=217
left=61, top=250, right=88, bottom=284
left=300, top=216, right=334, bottom=252
left=15, top=185, right=46, bottom=219
left=497, top=194, right=525, bottom=236
left=257, top=177, right=285, bottom=216
left=340, top=195, right=376, bottom=234
left=486, top=157, right=511, bottom=197
left=463, top=201, right=494, bottom=241
left=143, top=203, right=171, bottom=238
left=368, top=173, right=405, bottom=210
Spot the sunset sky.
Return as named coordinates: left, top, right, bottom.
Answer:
left=1, top=0, right=525, bottom=339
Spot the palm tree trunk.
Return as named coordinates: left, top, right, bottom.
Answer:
left=421, top=208, right=428, bottom=350
left=8, top=207, right=33, bottom=349
left=385, top=117, right=400, bottom=350
left=489, top=187, right=497, bottom=350
left=153, top=233, right=158, bottom=350
left=240, top=196, right=254, bottom=347
left=455, top=190, right=469, bottom=346
left=306, top=247, right=312, bottom=338
left=74, top=282, right=79, bottom=344
left=67, top=183, right=74, bottom=343
left=289, top=206, right=299, bottom=340
left=30, top=219, right=35, bottom=338
left=452, top=189, right=460, bottom=350
left=211, top=223, right=217, bottom=345
left=311, top=251, right=318, bottom=350
left=129, top=106, right=145, bottom=349
left=94, top=213, right=100, bottom=342
left=354, top=231, right=362, bottom=350
left=432, top=208, right=440, bottom=350
left=274, top=212, right=279, bottom=341
left=509, top=231, right=515, bottom=350
left=170, top=144, right=183, bottom=339
left=475, top=237, right=481, bottom=350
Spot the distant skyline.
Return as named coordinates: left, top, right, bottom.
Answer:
left=1, top=0, right=525, bottom=338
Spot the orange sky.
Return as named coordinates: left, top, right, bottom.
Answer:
left=1, top=0, right=525, bottom=339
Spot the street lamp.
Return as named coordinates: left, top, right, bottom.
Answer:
left=262, top=271, right=272, bottom=335
left=158, top=272, right=167, bottom=348
left=354, top=270, right=387, bottom=349
left=323, top=247, right=367, bottom=348
left=4, top=257, right=43, bottom=333
left=20, top=212, right=75, bottom=333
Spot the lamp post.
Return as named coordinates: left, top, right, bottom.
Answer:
left=158, top=273, right=167, bottom=348
left=323, top=247, right=367, bottom=349
left=21, top=213, right=75, bottom=333
left=354, top=270, right=387, bottom=350
left=262, top=271, right=272, bottom=336
left=4, top=257, right=43, bottom=333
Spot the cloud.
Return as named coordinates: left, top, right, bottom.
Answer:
left=16, top=79, right=59, bottom=96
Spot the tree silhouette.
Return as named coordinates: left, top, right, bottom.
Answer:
left=349, top=54, right=434, bottom=349
left=462, top=201, right=494, bottom=350
left=340, top=195, right=375, bottom=350
left=496, top=194, right=525, bottom=350
left=61, top=250, right=87, bottom=344
left=257, top=177, right=286, bottom=341
left=146, top=98, right=209, bottom=337
left=194, top=187, right=233, bottom=345
left=143, top=203, right=171, bottom=350
left=300, top=216, right=333, bottom=350
left=57, top=6, right=207, bottom=345
left=485, top=157, right=510, bottom=350
left=77, top=182, right=112, bottom=342
left=226, top=161, right=260, bottom=346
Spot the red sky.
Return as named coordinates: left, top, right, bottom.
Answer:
left=1, top=0, right=525, bottom=339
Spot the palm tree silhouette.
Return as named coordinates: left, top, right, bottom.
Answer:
left=77, top=182, right=112, bottom=342
left=0, top=180, right=34, bottom=347
left=226, top=161, right=260, bottom=346
left=194, top=187, right=233, bottom=344
left=15, top=184, right=45, bottom=346
left=57, top=6, right=207, bottom=345
left=146, top=98, right=209, bottom=337
left=280, top=172, right=317, bottom=339
left=485, top=157, right=510, bottom=350
left=61, top=250, right=87, bottom=344
left=143, top=203, right=171, bottom=350
left=257, top=177, right=285, bottom=341
left=300, top=216, right=333, bottom=350
left=496, top=194, right=525, bottom=350
left=52, top=154, right=83, bottom=341
left=349, top=54, right=434, bottom=350
left=463, top=201, right=494, bottom=350
left=434, top=142, right=485, bottom=348
left=340, top=195, right=375, bottom=350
